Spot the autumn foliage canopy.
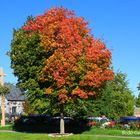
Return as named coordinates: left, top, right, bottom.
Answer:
left=23, top=7, right=114, bottom=103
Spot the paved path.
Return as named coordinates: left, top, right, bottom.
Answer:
left=0, top=130, right=17, bottom=132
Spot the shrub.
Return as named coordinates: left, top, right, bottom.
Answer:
left=128, top=122, right=140, bottom=130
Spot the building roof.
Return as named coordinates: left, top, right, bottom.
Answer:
left=5, top=83, right=25, bottom=101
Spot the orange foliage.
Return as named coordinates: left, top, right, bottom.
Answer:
left=23, top=7, right=114, bottom=103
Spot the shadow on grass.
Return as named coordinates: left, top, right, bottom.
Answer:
left=12, top=116, right=90, bottom=134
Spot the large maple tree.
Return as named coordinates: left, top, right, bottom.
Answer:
left=23, top=7, right=114, bottom=134
left=23, top=7, right=114, bottom=102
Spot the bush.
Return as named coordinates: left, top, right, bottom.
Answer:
left=128, top=121, right=140, bottom=130
left=13, top=115, right=90, bottom=133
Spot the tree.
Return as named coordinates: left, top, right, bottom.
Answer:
left=0, top=85, right=9, bottom=126
left=112, top=72, right=134, bottom=119
left=137, top=83, right=140, bottom=90
left=91, top=72, right=134, bottom=120
left=10, top=7, right=114, bottom=134
left=22, top=100, right=37, bottom=115
left=23, top=7, right=114, bottom=134
left=135, top=84, right=140, bottom=107
left=136, top=94, right=140, bottom=107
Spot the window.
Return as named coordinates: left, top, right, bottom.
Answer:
left=12, top=106, right=17, bottom=115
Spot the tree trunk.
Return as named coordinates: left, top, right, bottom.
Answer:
left=1, top=95, right=5, bottom=126
left=60, top=104, right=65, bottom=135
left=60, top=112, right=65, bottom=134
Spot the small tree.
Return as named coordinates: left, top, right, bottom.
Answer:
left=0, top=85, right=9, bottom=126
left=22, top=100, right=37, bottom=115
left=92, top=72, right=134, bottom=120
left=136, top=94, right=140, bottom=107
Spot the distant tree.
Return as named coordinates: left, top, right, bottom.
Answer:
left=92, top=72, right=135, bottom=120
left=137, top=83, right=140, bottom=90
left=22, top=100, right=37, bottom=115
left=135, top=94, right=140, bottom=107
left=135, top=84, right=140, bottom=107
left=111, top=72, right=134, bottom=118
left=0, top=85, right=9, bottom=126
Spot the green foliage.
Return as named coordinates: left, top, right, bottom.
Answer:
left=9, top=9, right=133, bottom=121
left=9, top=10, right=114, bottom=118
left=10, top=29, right=46, bottom=84
left=64, top=99, right=94, bottom=118
left=111, top=72, right=135, bottom=119
left=0, top=124, right=13, bottom=130
left=9, top=28, right=50, bottom=114
left=0, top=85, right=10, bottom=96
left=135, top=93, right=140, bottom=107
left=128, top=121, right=140, bottom=130
left=91, top=72, right=135, bottom=120
left=22, top=100, right=36, bottom=115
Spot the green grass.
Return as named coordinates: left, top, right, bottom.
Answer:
left=83, top=128, right=140, bottom=137
left=0, top=132, right=139, bottom=140
left=1, top=125, right=140, bottom=139
left=0, top=124, right=13, bottom=130
left=83, top=128, right=124, bottom=135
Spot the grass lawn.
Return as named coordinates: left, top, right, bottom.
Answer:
left=1, top=125, right=140, bottom=139
left=83, top=128, right=139, bottom=136
left=0, top=124, right=13, bottom=130
left=0, top=132, right=139, bottom=140
left=2, top=124, right=140, bottom=136
left=84, top=127, right=123, bottom=135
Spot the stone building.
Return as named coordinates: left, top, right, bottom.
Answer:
left=134, top=107, right=140, bottom=117
left=0, top=83, right=25, bottom=115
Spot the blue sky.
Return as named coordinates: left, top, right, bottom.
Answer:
left=0, top=0, right=140, bottom=96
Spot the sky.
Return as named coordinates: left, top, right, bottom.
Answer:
left=0, top=0, right=140, bottom=96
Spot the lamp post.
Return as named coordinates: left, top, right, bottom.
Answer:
left=0, top=68, right=6, bottom=126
